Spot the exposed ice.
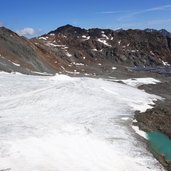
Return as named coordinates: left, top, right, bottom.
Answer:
left=0, top=73, right=164, bottom=171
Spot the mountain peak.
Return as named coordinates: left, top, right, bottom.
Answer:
left=0, top=26, right=15, bottom=35
left=48, top=24, right=87, bottom=36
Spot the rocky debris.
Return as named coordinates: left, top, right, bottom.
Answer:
left=132, top=76, right=171, bottom=171
left=134, top=106, right=171, bottom=138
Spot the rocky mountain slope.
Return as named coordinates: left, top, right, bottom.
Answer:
left=0, top=25, right=171, bottom=74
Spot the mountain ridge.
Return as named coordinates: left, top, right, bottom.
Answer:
left=0, top=25, right=171, bottom=75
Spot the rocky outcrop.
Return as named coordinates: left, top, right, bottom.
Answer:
left=34, top=25, right=171, bottom=68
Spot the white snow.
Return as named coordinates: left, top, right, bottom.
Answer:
left=121, top=117, right=130, bottom=121
left=12, top=62, right=20, bottom=67
left=82, top=36, right=90, bottom=40
left=112, top=67, right=116, bottom=70
left=0, top=73, right=164, bottom=171
left=46, top=42, right=67, bottom=48
left=150, top=51, right=155, bottom=56
left=50, top=33, right=55, bottom=36
left=92, top=49, right=98, bottom=51
left=131, top=50, right=139, bottom=52
left=7, top=59, right=21, bottom=67
left=66, top=51, right=72, bottom=57
left=118, top=40, right=121, bottom=45
left=162, top=60, right=170, bottom=66
left=31, top=71, right=52, bottom=76
left=39, top=37, right=47, bottom=40
left=132, top=120, right=148, bottom=139
left=97, top=39, right=112, bottom=47
left=72, top=62, right=84, bottom=66
left=82, top=35, right=87, bottom=38
left=101, top=34, right=109, bottom=40
left=84, top=73, right=90, bottom=76
left=46, top=42, right=58, bottom=47
left=132, top=125, right=148, bottom=139
left=120, top=77, right=160, bottom=87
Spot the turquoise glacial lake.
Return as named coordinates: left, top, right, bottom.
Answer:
left=147, top=131, right=171, bottom=162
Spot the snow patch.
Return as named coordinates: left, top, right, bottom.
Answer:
left=97, top=39, right=111, bottom=47
left=12, top=62, right=20, bottom=67
left=120, top=78, right=160, bottom=87
left=82, top=36, right=90, bottom=40
left=150, top=51, right=155, bottom=56
left=66, top=51, right=72, bottom=57
left=162, top=60, right=170, bottom=66
left=72, top=62, right=84, bottom=66
left=39, top=37, right=48, bottom=40
left=50, top=33, right=55, bottom=36
left=102, top=34, right=109, bottom=40
left=132, top=125, right=147, bottom=139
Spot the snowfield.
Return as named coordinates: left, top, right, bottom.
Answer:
left=0, top=72, right=164, bottom=171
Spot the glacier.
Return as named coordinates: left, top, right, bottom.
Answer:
left=0, top=72, right=164, bottom=171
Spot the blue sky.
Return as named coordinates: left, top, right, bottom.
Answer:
left=1, top=0, right=171, bottom=37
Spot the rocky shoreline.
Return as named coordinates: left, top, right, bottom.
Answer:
left=133, top=75, right=171, bottom=170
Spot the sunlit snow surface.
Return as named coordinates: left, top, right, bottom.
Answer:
left=0, top=72, right=164, bottom=171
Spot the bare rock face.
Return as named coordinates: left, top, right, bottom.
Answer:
left=1, top=25, right=171, bottom=74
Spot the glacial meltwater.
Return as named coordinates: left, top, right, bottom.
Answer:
left=148, top=131, right=171, bottom=162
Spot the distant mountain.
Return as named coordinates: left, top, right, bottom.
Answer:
left=0, top=25, right=171, bottom=74
left=144, top=28, right=171, bottom=38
